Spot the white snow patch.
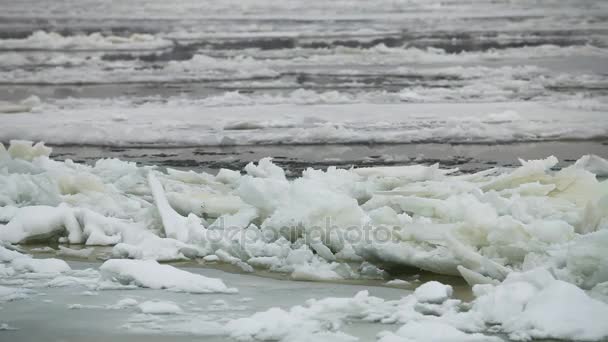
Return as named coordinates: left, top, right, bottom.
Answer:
left=99, top=259, right=237, bottom=294
left=378, top=321, right=500, bottom=342
left=385, top=279, right=411, bottom=286
left=10, top=257, right=71, bottom=274
left=414, top=281, right=453, bottom=304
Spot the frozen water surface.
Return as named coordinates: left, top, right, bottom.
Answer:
left=1, top=259, right=408, bottom=342
left=1, top=0, right=608, bottom=341
left=0, top=141, right=607, bottom=341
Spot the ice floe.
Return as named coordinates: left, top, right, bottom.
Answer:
left=100, top=259, right=236, bottom=293
left=10, top=257, right=71, bottom=274
left=1, top=101, right=607, bottom=146
left=137, top=300, right=183, bottom=314
left=0, top=284, right=33, bottom=302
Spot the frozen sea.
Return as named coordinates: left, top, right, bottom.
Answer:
left=1, top=0, right=608, bottom=341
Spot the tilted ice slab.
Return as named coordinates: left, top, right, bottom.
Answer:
left=100, top=259, right=237, bottom=293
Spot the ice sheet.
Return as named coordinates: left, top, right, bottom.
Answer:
left=1, top=101, right=607, bottom=146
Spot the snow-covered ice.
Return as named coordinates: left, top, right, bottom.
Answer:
left=0, top=142, right=607, bottom=337
left=10, top=257, right=71, bottom=274
left=1, top=0, right=608, bottom=340
left=413, top=281, right=453, bottom=304
left=0, top=140, right=607, bottom=340
left=1, top=141, right=608, bottom=290
left=1, top=100, right=607, bottom=146
left=100, top=259, right=237, bottom=293
left=3, top=248, right=608, bottom=341
left=219, top=268, right=608, bottom=341
left=378, top=322, right=501, bottom=342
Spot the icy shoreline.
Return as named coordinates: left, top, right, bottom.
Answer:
left=2, top=0, right=608, bottom=339
left=1, top=140, right=608, bottom=341
left=1, top=140, right=607, bottom=284
left=1, top=245, right=608, bottom=341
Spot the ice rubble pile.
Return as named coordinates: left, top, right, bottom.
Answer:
left=2, top=243, right=608, bottom=341
left=0, top=242, right=234, bottom=295
left=0, top=242, right=102, bottom=295
left=1, top=140, right=608, bottom=289
left=225, top=270, right=608, bottom=342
